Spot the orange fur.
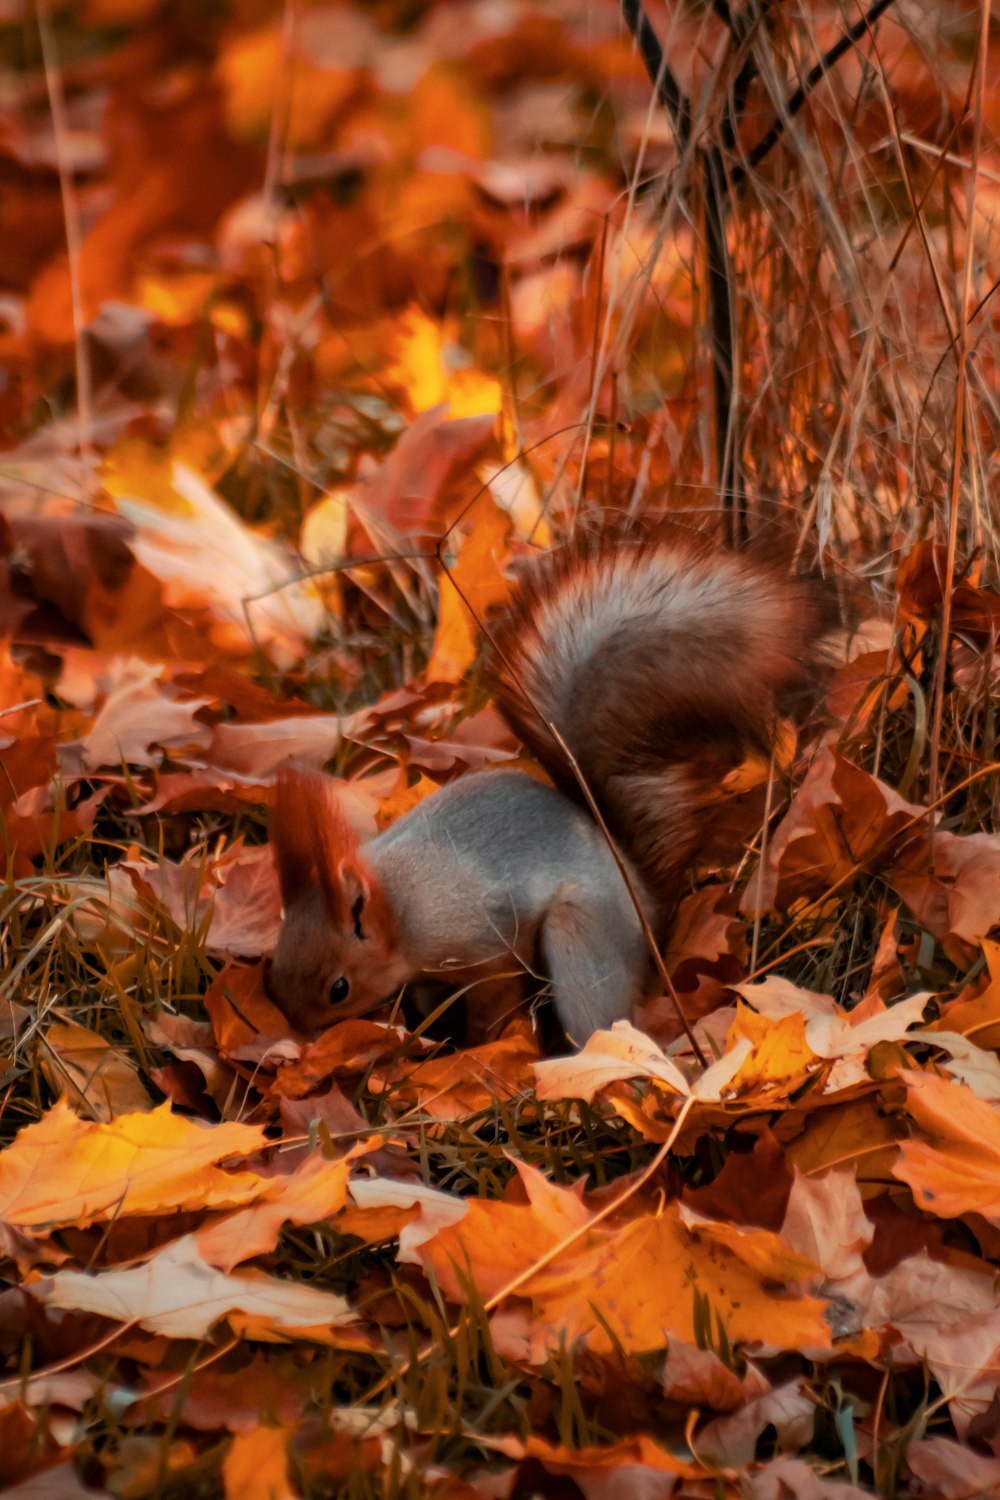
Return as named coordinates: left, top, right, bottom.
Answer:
left=271, top=768, right=401, bottom=1033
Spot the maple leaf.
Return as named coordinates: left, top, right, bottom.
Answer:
left=39, top=1020, right=154, bottom=1121
left=906, top=1437, right=1000, bottom=1498
left=205, top=960, right=304, bottom=1063
left=532, top=1018, right=692, bottom=1102
left=208, top=712, right=366, bottom=775
left=273, top=1018, right=420, bottom=1099
left=349, top=404, right=498, bottom=540
left=746, top=1456, right=873, bottom=1499
left=418, top=1159, right=829, bottom=1360
left=930, top=938, right=1000, bottom=1049
left=696, top=1380, right=815, bottom=1468
left=531, top=1018, right=757, bottom=1121
left=425, top=496, right=512, bottom=683
left=370, top=1028, right=538, bottom=1119
left=222, top=1428, right=295, bottom=1500
left=661, top=1338, right=745, bottom=1410
left=483, top=1432, right=700, bottom=1489
left=33, top=1235, right=358, bottom=1341
left=743, top=750, right=925, bottom=915
left=735, top=977, right=931, bottom=1092
left=59, top=658, right=211, bottom=773
left=112, top=464, right=326, bottom=665
left=194, top=1151, right=360, bottom=1272
left=121, top=843, right=282, bottom=956
left=0, top=1102, right=266, bottom=1230
left=912, top=1029, right=1000, bottom=1101
left=890, top=828, right=1000, bottom=945
left=342, top=1176, right=467, bottom=1253
left=894, top=1071, right=1000, bottom=1223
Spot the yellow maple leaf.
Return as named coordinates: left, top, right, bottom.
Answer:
left=426, top=499, right=512, bottom=683
left=0, top=1101, right=267, bottom=1230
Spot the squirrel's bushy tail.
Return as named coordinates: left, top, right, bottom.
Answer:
left=489, top=534, right=839, bottom=909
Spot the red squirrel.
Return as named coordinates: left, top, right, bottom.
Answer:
left=268, top=534, right=837, bottom=1041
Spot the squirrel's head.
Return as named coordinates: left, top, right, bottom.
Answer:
left=268, top=766, right=405, bottom=1035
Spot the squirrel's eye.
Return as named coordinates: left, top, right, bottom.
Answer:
left=328, top=977, right=350, bottom=1006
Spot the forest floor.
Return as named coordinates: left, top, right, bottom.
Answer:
left=2, top=1, right=1000, bottom=1496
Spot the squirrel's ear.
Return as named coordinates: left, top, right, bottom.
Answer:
left=273, top=765, right=320, bottom=907
left=273, top=765, right=357, bottom=914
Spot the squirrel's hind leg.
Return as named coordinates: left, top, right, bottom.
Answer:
left=540, top=888, right=648, bottom=1044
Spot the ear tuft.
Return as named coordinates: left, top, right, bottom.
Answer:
left=273, top=764, right=359, bottom=920
left=273, top=764, right=390, bottom=934
left=273, top=765, right=318, bottom=907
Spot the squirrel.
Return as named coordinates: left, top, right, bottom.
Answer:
left=268, top=533, right=838, bottom=1042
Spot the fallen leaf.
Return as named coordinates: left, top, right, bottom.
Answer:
left=59, top=658, right=211, bottom=773
left=39, top=1021, right=154, bottom=1121
left=370, top=1028, right=538, bottom=1119
left=697, top=1379, right=815, bottom=1468
left=0, top=1102, right=266, bottom=1230
left=122, top=842, right=282, bottom=956
left=906, top=1436, right=1000, bottom=1498
left=419, top=1173, right=829, bottom=1360
left=425, top=497, right=512, bottom=683
left=532, top=1019, right=691, bottom=1102
left=743, top=750, right=925, bottom=915
left=222, top=1427, right=295, bottom=1500
left=113, top=464, right=326, bottom=665
left=350, top=405, right=498, bottom=540
left=194, top=1151, right=359, bottom=1272
left=34, top=1235, right=357, bottom=1341
left=894, top=1071, right=1000, bottom=1224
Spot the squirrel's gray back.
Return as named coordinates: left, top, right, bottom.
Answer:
left=369, top=770, right=647, bottom=969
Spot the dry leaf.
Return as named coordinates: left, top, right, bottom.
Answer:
left=894, top=1072, right=1000, bottom=1224
left=222, top=1427, right=295, bottom=1500
left=40, top=1021, right=154, bottom=1121
left=0, top=1102, right=266, bottom=1230
left=34, top=1235, right=357, bottom=1341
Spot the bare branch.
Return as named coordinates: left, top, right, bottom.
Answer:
left=738, top=0, right=899, bottom=178
left=619, top=0, right=691, bottom=148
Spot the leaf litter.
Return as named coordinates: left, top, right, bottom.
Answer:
left=2, top=0, right=1000, bottom=1496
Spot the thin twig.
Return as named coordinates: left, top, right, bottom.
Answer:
left=619, top=0, right=691, bottom=146
left=353, top=1093, right=697, bottom=1416
left=737, top=0, right=899, bottom=179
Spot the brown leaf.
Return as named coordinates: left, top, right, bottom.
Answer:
left=425, top=497, right=512, bottom=683
left=906, top=1437, right=1000, bottom=1499
left=890, top=829, right=1000, bottom=945
left=39, top=1021, right=154, bottom=1121
left=194, top=1150, right=359, bottom=1272
left=662, top=1338, right=745, bottom=1411
left=222, top=1428, right=295, bottom=1500
left=743, top=750, right=925, bottom=916
left=419, top=1160, right=829, bottom=1360
left=371, top=1028, right=539, bottom=1119
left=894, top=1071, right=1000, bottom=1224
left=697, top=1380, right=815, bottom=1468
left=273, top=1019, right=418, bottom=1100
left=350, top=405, right=498, bottom=541
left=60, top=659, right=212, bottom=773
left=122, top=843, right=282, bottom=956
